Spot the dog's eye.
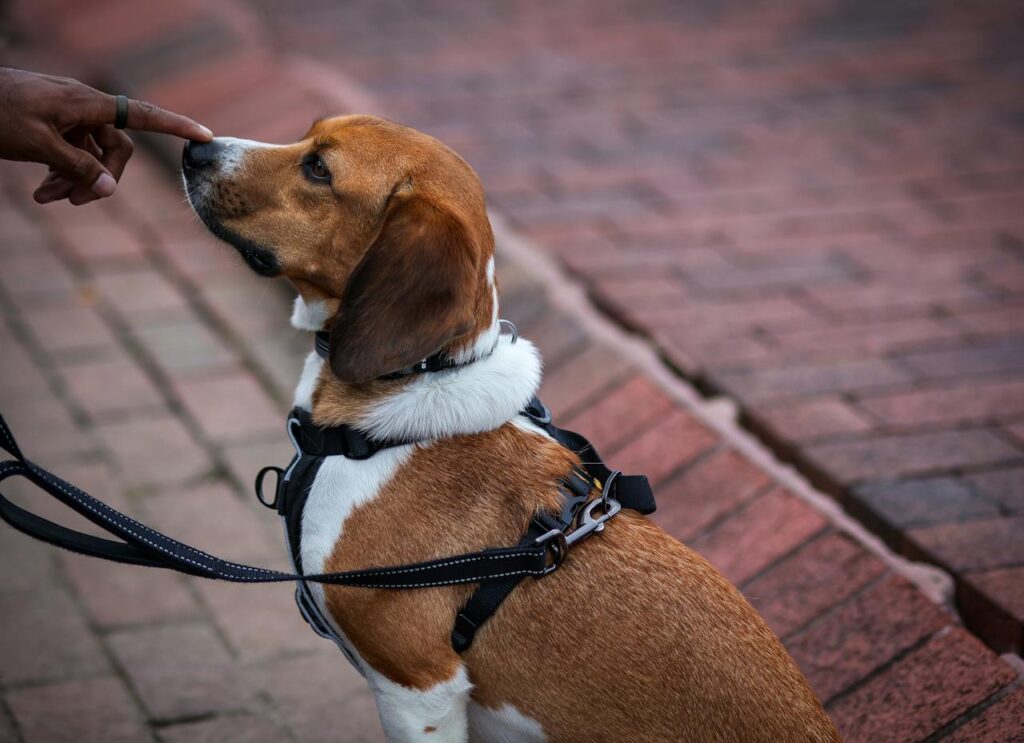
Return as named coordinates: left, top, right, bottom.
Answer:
left=304, top=155, right=331, bottom=183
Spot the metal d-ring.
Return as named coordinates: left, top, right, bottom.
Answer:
left=498, top=319, right=518, bottom=344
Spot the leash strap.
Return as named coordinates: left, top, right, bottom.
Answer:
left=0, top=413, right=556, bottom=588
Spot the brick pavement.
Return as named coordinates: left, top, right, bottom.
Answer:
left=236, top=0, right=1024, bottom=654
left=0, top=1, right=1022, bottom=741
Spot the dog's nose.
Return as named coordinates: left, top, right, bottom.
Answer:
left=182, top=139, right=221, bottom=170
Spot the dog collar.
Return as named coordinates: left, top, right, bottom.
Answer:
left=313, top=320, right=518, bottom=381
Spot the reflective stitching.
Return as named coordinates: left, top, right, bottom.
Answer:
left=0, top=420, right=20, bottom=458
left=30, top=466, right=282, bottom=581
left=19, top=464, right=544, bottom=586
left=314, top=549, right=542, bottom=579
left=333, top=568, right=544, bottom=589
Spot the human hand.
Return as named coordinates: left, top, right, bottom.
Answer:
left=0, top=67, right=212, bottom=205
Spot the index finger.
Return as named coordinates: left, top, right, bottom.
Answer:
left=109, top=95, right=213, bottom=141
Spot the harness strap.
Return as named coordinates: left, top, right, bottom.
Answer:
left=0, top=414, right=558, bottom=589
left=449, top=400, right=655, bottom=651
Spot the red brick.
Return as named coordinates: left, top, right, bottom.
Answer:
left=0, top=247, right=77, bottom=304
left=159, top=713, right=291, bottom=743
left=0, top=326, right=54, bottom=401
left=955, top=305, right=1024, bottom=336
left=0, top=393, right=94, bottom=460
left=609, top=408, right=718, bottom=486
left=6, top=677, right=148, bottom=743
left=172, top=367, right=283, bottom=443
left=960, top=567, right=1024, bottom=653
left=692, top=487, right=828, bottom=585
left=743, top=533, right=887, bottom=638
left=898, top=338, right=1024, bottom=381
left=248, top=653, right=382, bottom=742
left=756, top=398, right=873, bottom=442
left=828, top=628, right=1015, bottom=743
left=199, top=273, right=297, bottom=336
left=538, top=342, right=632, bottom=418
left=144, top=483, right=273, bottom=560
left=563, top=375, right=674, bottom=455
left=134, top=315, right=238, bottom=376
left=654, top=447, right=771, bottom=540
left=968, top=468, right=1024, bottom=514
left=63, top=554, right=197, bottom=629
left=520, top=312, right=589, bottom=370
left=22, top=304, right=117, bottom=355
left=786, top=576, right=950, bottom=703
left=685, top=253, right=857, bottom=292
left=858, top=379, right=1024, bottom=427
left=968, top=567, right=1024, bottom=625
left=54, top=219, right=145, bottom=265
left=658, top=328, right=773, bottom=370
left=94, top=269, right=189, bottom=319
left=853, top=476, right=1000, bottom=529
left=108, top=623, right=255, bottom=722
left=908, top=516, right=1024, bottom=572
left=0, top=589, right=109, bottom=685
left=771, top=316, right=964, bottom=358
left=196, top=578, right=324, bottom=662
left=718, top=359, right=911, bottom=404
left=220, top=438, right=296, bottom=491
left=802, top=280, right=992, bottom=317
left=96, top=412, right=213, bottom=486
left=806, top=429, right=1021, bottom=484
left=61, top=353, right=164, bottom=420
left=946, top=686, right=1024, bottom=743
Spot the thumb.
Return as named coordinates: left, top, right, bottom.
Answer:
left=40, top=134, right=117, bottom=197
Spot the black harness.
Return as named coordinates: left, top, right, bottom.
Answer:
left=0, top=337, right=655, bottom=659
left=256, top=396, right=655, bottom=656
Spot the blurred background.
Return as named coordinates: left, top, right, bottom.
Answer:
left=1, top=1, right=1022, bottom=741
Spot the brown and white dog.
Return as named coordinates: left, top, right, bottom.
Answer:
left=182, top=116, right=840, bottom=743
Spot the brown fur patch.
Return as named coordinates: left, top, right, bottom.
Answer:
left=321, top=423, right=839, bottom=741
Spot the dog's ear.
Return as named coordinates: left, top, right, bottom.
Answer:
left=328, top=197, right=478, bottom=383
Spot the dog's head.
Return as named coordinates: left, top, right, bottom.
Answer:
left=182, top=115, right=495, bottom=383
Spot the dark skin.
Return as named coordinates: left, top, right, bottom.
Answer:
left=0, top=67, right=212, bottom=205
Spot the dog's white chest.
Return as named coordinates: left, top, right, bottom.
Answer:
left=299, top=448, right=412, bottom=575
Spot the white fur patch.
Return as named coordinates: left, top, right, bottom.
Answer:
left=213, top=136, right=286, bottom=174
left=293, top=351, right=323, bottom=410
left=290, top=295, right=331, bottom=331
left=356, top=336, right=543, bottom=441
left=300, top=446, right=413, bottom=576
left=468, top=702, right=547, bottom=742
left=299, top=442, right=414, bottom=680
left=369, top=665, right=473, bottom=742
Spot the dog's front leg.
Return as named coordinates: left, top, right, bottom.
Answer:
left=368, top=665, right=472, bottom=743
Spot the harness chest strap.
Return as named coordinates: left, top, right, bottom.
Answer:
left=268, top=399, right=654, bottom=652
left=0, top=397, right=655, bottom=654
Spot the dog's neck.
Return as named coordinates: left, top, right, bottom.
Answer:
left=290, top=295, right=542, bottom=442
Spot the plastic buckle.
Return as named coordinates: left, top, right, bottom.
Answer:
left=534, top=528, right=568, bottom=576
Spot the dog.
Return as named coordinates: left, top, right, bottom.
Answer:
left=182, top=115, right=840, bottom=743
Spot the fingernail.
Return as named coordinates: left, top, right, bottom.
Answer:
left=198, top=125, right=214, bottom=140
left=91, top=172, right=116, bottom=197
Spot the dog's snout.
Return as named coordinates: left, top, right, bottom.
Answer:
left=183, top=139, right=221, bottom=170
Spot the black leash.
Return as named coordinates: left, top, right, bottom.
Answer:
left=0, top=400, right=653, bottom=592
left=0, top=414, right=559, bottom=589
